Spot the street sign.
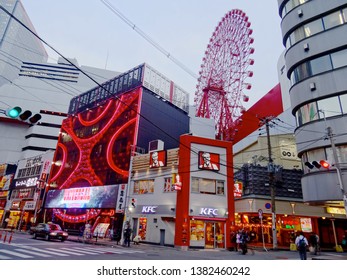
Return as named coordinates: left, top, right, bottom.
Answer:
left=258, top=208, right=263, bottom=219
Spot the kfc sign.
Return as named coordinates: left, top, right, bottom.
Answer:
left=142, top=206, right=158, bottom=213
left=198, top=151, right=220, bottom=171
left=200, top=207, right=218, bottom=216
left=149, top=150, right=166, bottom=168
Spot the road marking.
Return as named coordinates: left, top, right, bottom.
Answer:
left=81, top=246, right=144, bottom=254
left=0, top=254, right=11, bottom=259
left=0, top=249, right=33, bottom=258
left=19, top=246, right=69, bottom=256
left=44, top=247, right=84, bottom=256
left=15, top=248, right=51, bottom=257
left=62, top=247, right=99, bottom=255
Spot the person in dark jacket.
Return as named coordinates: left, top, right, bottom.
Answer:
left=295, top=231, right=308, bottom=260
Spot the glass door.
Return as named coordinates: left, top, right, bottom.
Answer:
left=205, top=222, right=215, bottom=248
left=205, top=221, right=225, bottom=249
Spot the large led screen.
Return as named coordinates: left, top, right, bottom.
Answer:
left=45, top=185, right=118, bottom=209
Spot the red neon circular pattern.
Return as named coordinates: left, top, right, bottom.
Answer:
left=77, top=99, right=114, bottom=126
left=106, top=118, right=136, bottom=176
left=50, top=143, right=68, bottom=182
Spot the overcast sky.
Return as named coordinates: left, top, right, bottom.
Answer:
left=21, top=0, right=285, bottom=108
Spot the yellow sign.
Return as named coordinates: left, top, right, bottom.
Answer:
left=326, top=207, right=346, bottom=215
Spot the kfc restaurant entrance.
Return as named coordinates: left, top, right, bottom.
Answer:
left=190, top=218, right=226, bottom=249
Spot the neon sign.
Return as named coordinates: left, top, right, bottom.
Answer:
left=200, top=207, right=218, bottom=216
left=141, top=206, right=158, bottom=213
left=45, top=185, right=118, bottom=208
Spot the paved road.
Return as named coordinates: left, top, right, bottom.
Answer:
left=1, top=232, right=346, bottom=260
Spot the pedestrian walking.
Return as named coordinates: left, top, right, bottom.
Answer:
left=240, top=230, right=250, bottom=255
left=309, top=232, right=320, bottom=255
left=124, top=226, right=132, bottom=247
left=236, top=230, right=242, bottom=252
left=295, top=231, right=308, bottom=260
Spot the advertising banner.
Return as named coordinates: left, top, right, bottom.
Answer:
left=45, top=185, right=118, bottom=209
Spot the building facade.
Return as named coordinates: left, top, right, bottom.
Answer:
left=2, top=151, right=54, bottom=229
left=44, top=64, right=190, bottom=237
left=127, top=135, right=234, bottom=249
left=278, top=0, right=347, bottom=214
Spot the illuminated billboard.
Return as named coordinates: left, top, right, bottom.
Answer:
left=198, top=151, right=220, bottom=171
left=149, top=150, right=167, bottom=168
left=45, top=185, right=118, bottom=209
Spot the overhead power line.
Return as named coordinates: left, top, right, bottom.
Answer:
left=100, top=0, right=198, bottom=80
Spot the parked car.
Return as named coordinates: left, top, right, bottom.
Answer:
left=31, top=223, right=68, bottom=242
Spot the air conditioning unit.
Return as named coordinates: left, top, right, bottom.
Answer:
left=148, top=139, right=164, bottom=152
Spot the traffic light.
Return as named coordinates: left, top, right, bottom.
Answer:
left=6, top=106, right=22, bottom=118
left=18, top=110, right=32, bottom=121
left=5, top=106, right=42, bottom=124
left=305, top=160, right=330, bottom=169
left=28, top=113, right=42, bottom=124
left=131, top=198, right=137, bottom=207
left=320, top=160, right=330, bottom=169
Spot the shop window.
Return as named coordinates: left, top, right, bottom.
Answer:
left=133, top=180, right=154, bottom=194
left=138, top=217, right=147, bottom=240
left=190, top=220, right=204, bottom=242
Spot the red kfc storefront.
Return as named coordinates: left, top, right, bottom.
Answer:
left=174, top=134, right=235, bottom=250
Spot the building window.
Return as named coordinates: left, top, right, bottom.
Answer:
left=310, top=55, right=332, bottom=75
left=339, top=94, right=347, bottom=114
left=343, top=8, right=347, bottom=22
left=285, top=8, right=346, bottom=48
left=331, top=49, right=347, bottom=69
left=290, top=48, right=346, bottom=85
left=281, top=0, right=310, bottom=18
left=133, top=180, right=154, bottom=194
left=323, top=11, right=344, bottom=30
left=191, top=177, right=225, bottom=195
left=295, top=102, right=318, bottom=126
left=317, top=97, right=341, bottom=118
left=295, top=95, right=347, bottom=126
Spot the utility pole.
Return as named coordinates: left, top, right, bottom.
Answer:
left=327, top=126, right=347, bottom=217
left=319, top=109, right=347, bottom=217
left=264, top=116, right=278, bottom=250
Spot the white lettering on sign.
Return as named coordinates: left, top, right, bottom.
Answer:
left=141, top=206, right=158, bottom=213
left=200, top=208, right=218, bottom=216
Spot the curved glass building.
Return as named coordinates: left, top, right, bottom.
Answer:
left=278, top=0, right=347, bottom=213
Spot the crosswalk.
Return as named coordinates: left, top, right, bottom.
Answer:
left=0, top=244, right=145, bottom=259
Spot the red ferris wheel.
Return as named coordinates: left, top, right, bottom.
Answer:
left=194, top=9, right=255, bottom=141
